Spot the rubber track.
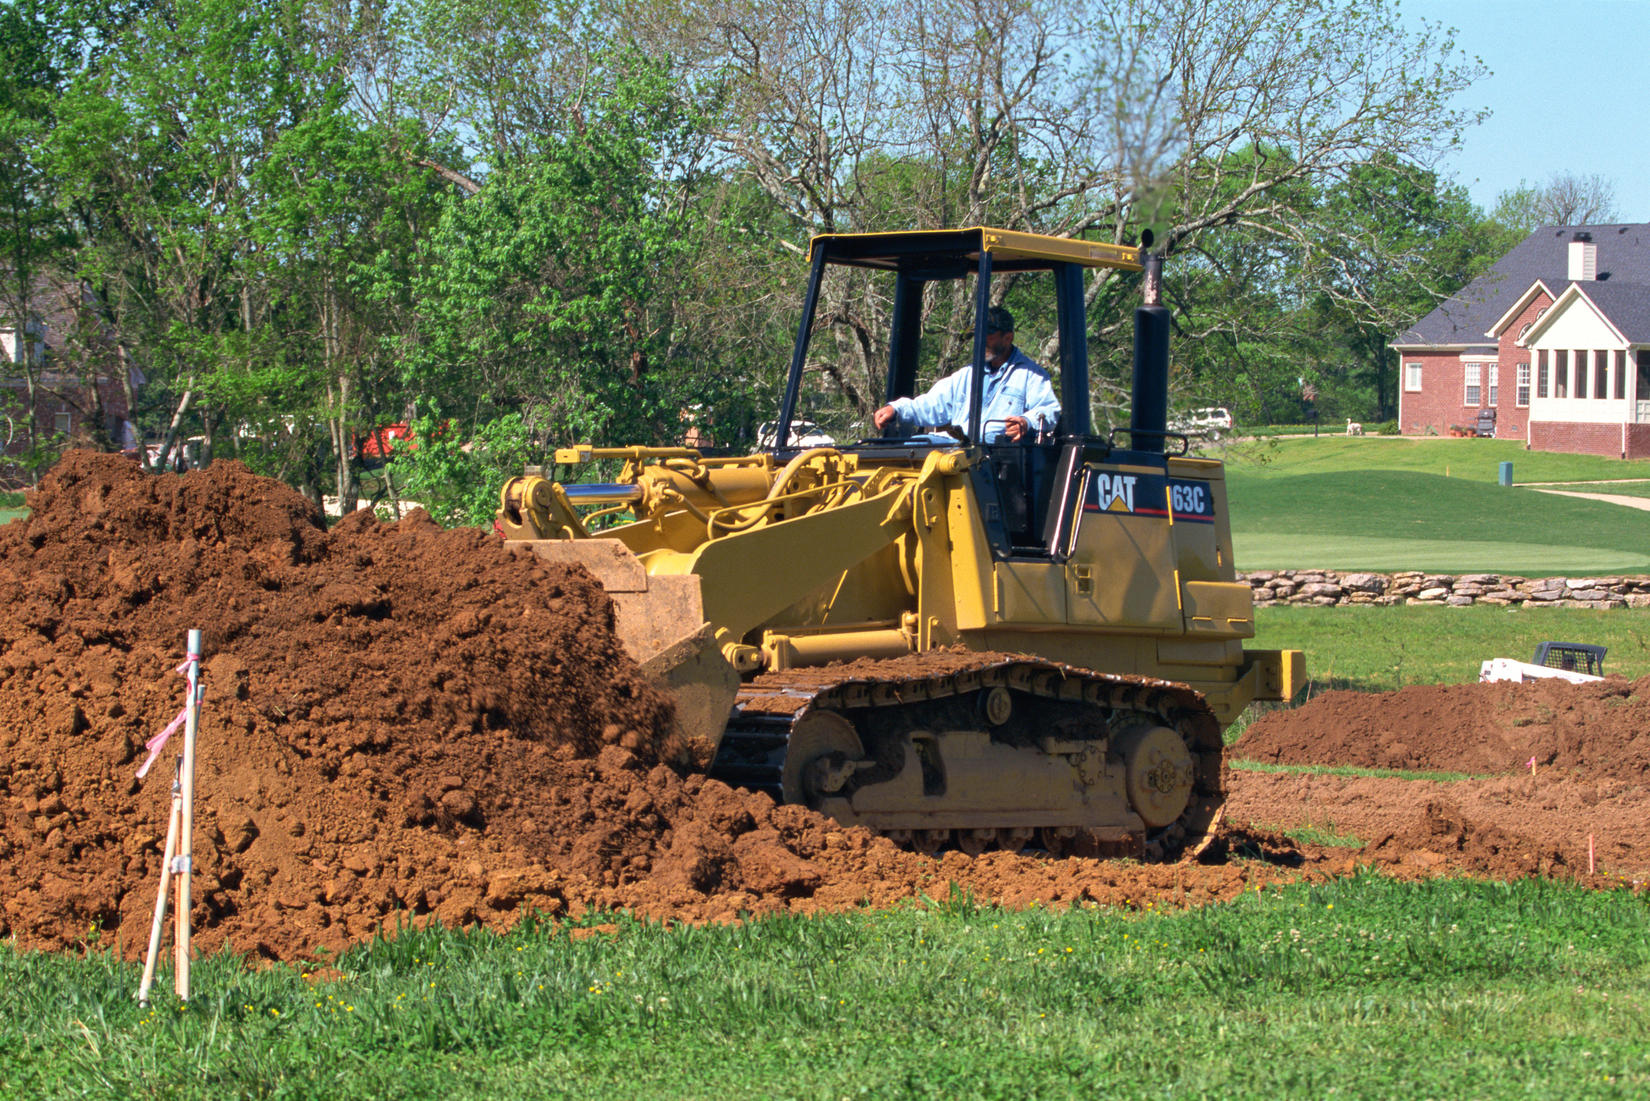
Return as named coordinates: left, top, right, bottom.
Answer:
left=707, top=650, right=1224, bottom=860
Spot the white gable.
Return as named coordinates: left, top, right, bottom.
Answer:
left=1526, top=287, right=1627, bottom=350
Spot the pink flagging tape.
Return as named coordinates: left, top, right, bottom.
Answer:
left=136, top=653, right=203, bottom=780
left=136, top=709, right=187, bottom=780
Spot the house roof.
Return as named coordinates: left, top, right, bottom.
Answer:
left=1393, top=223, right=1650, bottom=350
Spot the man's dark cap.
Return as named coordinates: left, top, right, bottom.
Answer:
left=986, top=306, right=1015, bottom=334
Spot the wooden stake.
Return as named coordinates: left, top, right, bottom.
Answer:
left=175, top=629, right=202, bottom=1001
left=135, top=632, right=204, bottom=1006
left=1589, top=833, right=1596, bottom=875
left=138, top=774, right=182, bottom=1007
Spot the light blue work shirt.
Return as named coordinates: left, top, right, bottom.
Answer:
left=885, top=347, right=1061, bottom=443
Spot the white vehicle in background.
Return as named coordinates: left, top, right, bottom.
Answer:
left=1169, top=406, right=1234, bottom=440
left=756, top=420, right=836, bottom=448
left=1481, top=641, right=1606, bottom=685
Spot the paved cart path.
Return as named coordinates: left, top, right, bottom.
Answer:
left=1525, top=487, right=1650, bottom=511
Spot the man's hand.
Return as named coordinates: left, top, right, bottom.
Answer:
left=873, top=405, right=898, bottom=431
left=1002, top=415, right=1030, bottom=441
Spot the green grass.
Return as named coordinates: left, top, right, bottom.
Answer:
left=1277, top=823, right=1366, bottom=848
left=0, top=489, right=23, bottom=524
left=1250, top=604, right=1650, bottom=694
left=1227, top=436, right=1650, bottom=484
left=1223, top=438, right=1650, bottom=572
left=1228, top=759, right=1483, bottom=783
left=4, top=876, right=1649, bottom=1099
left=1239, top=423, right=1397, bottom=438
left=1228, top=470, right=1650, bottom=573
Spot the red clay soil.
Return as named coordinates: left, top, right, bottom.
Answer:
left=1237, top=680, right=1650, bottom=780
left=1231, top=682, right=1650, bottom=880
left=0, top=453, right=1637, bottom=963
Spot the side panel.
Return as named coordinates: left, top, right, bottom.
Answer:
left=1065, top=465, right=1183, bottom=631
left=1182, top=580, right=1255, bottom=639
left=1164, top=456, right=1231, bottom=583
left=993, top=561, right=1068, bottom=624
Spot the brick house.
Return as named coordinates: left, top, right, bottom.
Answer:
left=1392, top=224, right=1650, bottom=457
left=2, top=278, right=140, bottom=464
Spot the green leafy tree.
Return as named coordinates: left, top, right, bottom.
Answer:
left=1302, top=161, right=1500, bottom=420
left=50, top=0, right=313, bottom=469
left=389, top=407, right=534, bottom=527
left=1154, top=153, right=1499, bottom=426
left=409, top=48, right=712, bottom=451
left=1491, top=173, right=1620, bottom=237
left=0, top=0, right=91, bottom=465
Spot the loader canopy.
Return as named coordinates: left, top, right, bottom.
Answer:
left=773, top=227, right=1143, bottom=449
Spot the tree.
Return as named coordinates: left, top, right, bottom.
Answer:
left=628, top=0, right=1488, bottom=431
left=1158, top=152, right=1500, bottom=425
left=0, top=0, right=86, bottom=467
left=1491, top=173, right=1620, bottom=236
left=44, top=0, right=440, bottom=510
left=50, top=0, right=314, bottom=472
left=1298, top=160, right=1499, bottom=420
left=407, top=47, right=712, bottom=450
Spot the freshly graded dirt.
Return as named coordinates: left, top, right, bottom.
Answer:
left=1232, top=681, right=1650, bottom=880
left=0, top=453, right=1641, bottom=963
left=1236, top=680, right=1650, bottom=780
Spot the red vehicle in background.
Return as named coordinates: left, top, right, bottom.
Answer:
left=354, top=422, right=414, bottom=468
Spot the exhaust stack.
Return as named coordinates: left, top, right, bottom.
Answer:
left=1131, top=251, right=1169, bottom=452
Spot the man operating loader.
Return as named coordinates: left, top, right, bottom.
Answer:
left=871, top=307, right=1060, bottom=443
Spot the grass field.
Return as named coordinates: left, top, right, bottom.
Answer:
left=1222, top=437, right=1650, bottom=572
left=1250, top=604, right=1650, bottom=694
left=5, top=877, right=1648, bottom=1099
left=1224, top=436, right=1650, bottom=484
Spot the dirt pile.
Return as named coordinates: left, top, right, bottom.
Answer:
left=1237, top=680, right=1650, bottom=780
left=0, top=452, right=682, bottom=957
left=1230, top=680, right=1650, bottom=881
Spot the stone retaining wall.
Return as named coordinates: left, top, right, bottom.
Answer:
left=1241, top=570, right=1650, bottom=610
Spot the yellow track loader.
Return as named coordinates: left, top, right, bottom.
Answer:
left=498, top=227, right=1303, bottom=859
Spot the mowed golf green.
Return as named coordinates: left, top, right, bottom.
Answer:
left=1222, top=437, right=1650, bottom=573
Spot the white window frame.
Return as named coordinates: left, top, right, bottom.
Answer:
left=1464, top=363, right=1481, bottom=406
left=1404, top=362, right=1422, bottom=392
left=1516, top=363, right=1530, bottom=407
left=1487, top=364, right=1499, bottom=407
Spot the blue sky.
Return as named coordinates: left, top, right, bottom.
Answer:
left=1406, top=0, right=1650, bottom=220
